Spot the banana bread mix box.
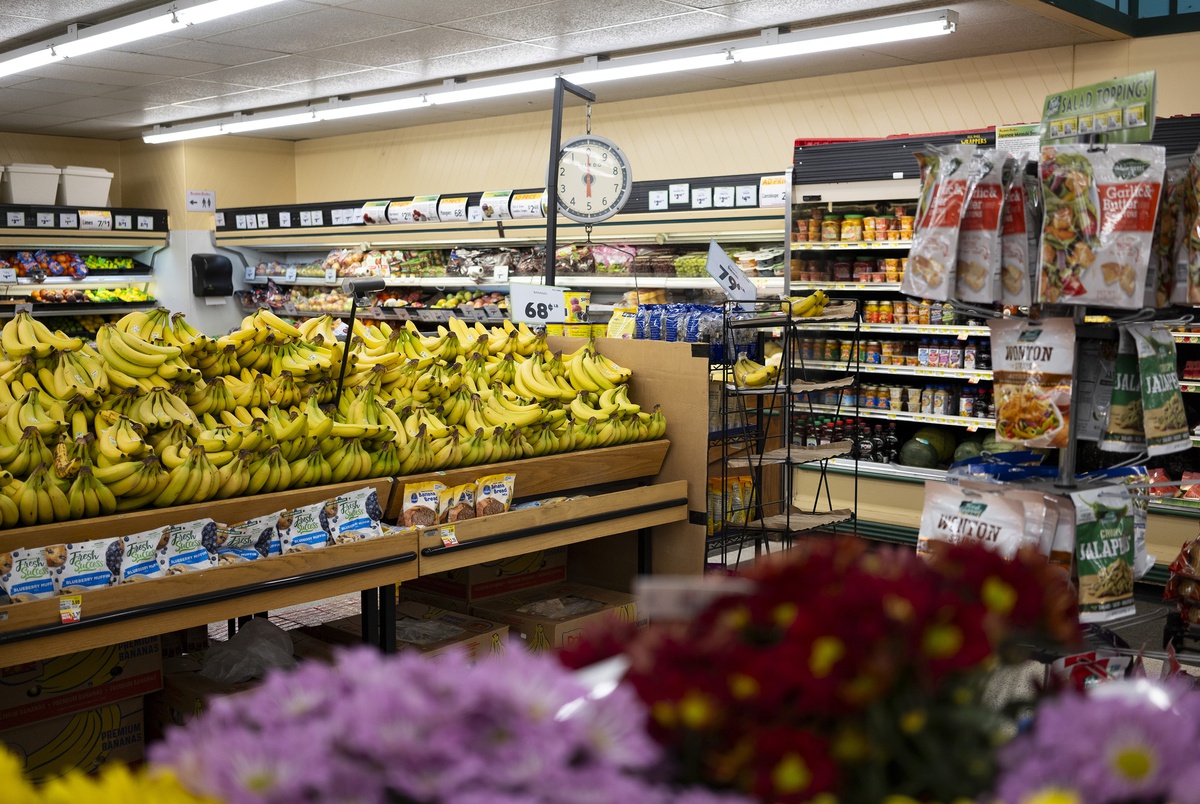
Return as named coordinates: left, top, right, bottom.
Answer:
left=0, top=636, right=163, bottom=730
left=402, top=547, right=567, bottom=604
left=0, top=695, right=145, bottom=783
left=310, top=602, right=508, bottom=662
left=470, top=583, right=644, bottom=654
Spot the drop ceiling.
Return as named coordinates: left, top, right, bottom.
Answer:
left=0, top=0, right=1108, bottom=141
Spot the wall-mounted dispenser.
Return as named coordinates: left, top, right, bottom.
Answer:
left=191, top=253, right=233, bottom=297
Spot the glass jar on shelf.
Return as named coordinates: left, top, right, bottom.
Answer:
left=821, top=215, right=842, bottom=242
left=841, top=214, right=865, bottom=242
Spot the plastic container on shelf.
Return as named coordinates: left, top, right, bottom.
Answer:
left=2, top=164, right=58, bottom=205
left=57, top=166, right=114, bottom=206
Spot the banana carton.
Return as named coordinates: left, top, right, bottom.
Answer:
left=471, top=582, right=644, bottom=655
left=1, top=695, right=145, bottom=783
left=0, top=637, right=162, bottom=730
left=402, top=547, right=567, bottom=604
left=310, top=603, right=507, bottom=662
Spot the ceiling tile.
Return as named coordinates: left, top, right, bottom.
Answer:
left=306, top=27, right=509, bottom=68
left=200, top=56, right=374, bottom=88
left=528, top=11, right=750, bottom=54
left=444, top=0, right=691, bottom=40
left=710, top=0, right=901, bottom=26
left=0, top=1, right=124, bottom=19
left=34, top=95, right=149, bottom=118
left=19, top=62, right=162, bottom=87
left=102, top=79, right=261, bottom=105
left=2, top=77, right=144, bottom=97
left=172, top=1, right=324, bottom=38
left=39, top=119, right=137, bottom=137
left=0, top=87, right=89, bottom=112
left=339, top=0, right=551, bottom=25
left=275, top=67, right=418, bottom=99
left=61, top=51, right=225, bottom=78
left=387, top=42, right=566, bottom=80
left=869, top=17, right=1099, bottom=62
left=204, top=87, right=308, bottom=113
left=0, top=13, right=54, bottom=42
left=204, top=7, right=424, bottom=53
left=0, top=111, right=79, bottom=131
left=142, top=40, right=288, bottom=66
left=97, top=103, right=213, bottom=126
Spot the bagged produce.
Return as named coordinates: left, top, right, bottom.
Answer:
left=1128, top=323, right=1189, bottom=456
left=1071, top=485, right=1135, bottom=623
left=1037, top=144, right=1165, bottom=307
left=903, top=144, right=978, bottom=301
left=1099, top=328, right=1146, bottom=453
left=955, top=149, right=1011, bottom=303
left=990, top=317, right=1074, bottom=448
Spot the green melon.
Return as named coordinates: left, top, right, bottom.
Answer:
left=900, top=437, right=940, bottom=468
left=913, top=426, right=956, bottom=462
left=982, top=434, right=1021, bottom=454
left=953, top=440, right=984, bottom=463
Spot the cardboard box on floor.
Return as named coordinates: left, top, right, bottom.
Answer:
left=401, top=546, right=567, bottom=606
left=0, top=637, right=163, bottom=731
left=311, top=602, right=508, bottom=662
left=1, top=696, right=145, bottom=783
left=471, top=582, right=643, bottom=654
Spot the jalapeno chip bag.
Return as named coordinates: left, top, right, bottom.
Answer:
left=990, top=317, right=1074, bottom=448
left=1129, top=323, right=1189, bottom=456
left=1072, top=486, right=1135, bottom=623
left=1100, top=328, right=1146, bottom=454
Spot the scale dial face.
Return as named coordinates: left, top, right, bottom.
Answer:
left=555, top=134, right=633, bottom=223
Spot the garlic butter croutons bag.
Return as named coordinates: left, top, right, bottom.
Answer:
left=1037, top=144, right=1165, bottom=308
left=903, top=144, right=978, bottom=301
left=1072, top=486, right=1135, bottom=623
left=1128, top=323, right=1189, bottom=456
left=402, top=481, right=445, bottom=528
left=1100, top=329, right=1146, bottom=454
left=990, top=317, right=1074, bottom=449
left=917, top=482, right=1035, bottom=558
left=955, top=149, right=1010, bottom=303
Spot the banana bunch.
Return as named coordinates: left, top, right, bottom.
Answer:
left=564, top=345, right=631, bottom=393
left=95, top=324, right=199, bottom=390
left=781, top=289, right=829, bottom=317
left=118, top=307, right=210, bottom=358
left=732, top=352, right=780, bottom=389
left=0, top=312, right=83, bottom=359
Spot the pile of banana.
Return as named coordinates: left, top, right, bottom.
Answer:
left=0, top=307, right=666, bottom=527
left=781, top=290, right=830, bottom=317
left=731, top=351, right=782, bottom=389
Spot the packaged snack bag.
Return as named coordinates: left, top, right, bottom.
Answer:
left=1099, top=329, right=1146, bottom=454
left=1128, top=323, right=1189, bottom=456
left=476, top=474, right=515, bottom=517
left=956, top=149, right=1010, bottom=303
left=280, top=501, right=334, bottom=553
left=903, top=143, right=978, bottom=301
left=917, top=482, right=1036, bottom=558
left=157, top=518, right=219, bottom=575
left=1000, top=168, right=1040, bottom=306
left=50, top=537, right=121, bottom=593
left=120, top=528, right=167, bottom=583
left=1071, top=486, right=1135, bottom=623
left=218, top=510, right=287, bottom=564
left=0, top=547, right=55, bottom=603
left=327, top=487, right=385, bottom=543
left=439, top=484, right=477, bottom=523
left=990, top=317, right=1074, bottom=448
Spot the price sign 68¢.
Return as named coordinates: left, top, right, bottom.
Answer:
left=509, top=284, right=566, bottom=325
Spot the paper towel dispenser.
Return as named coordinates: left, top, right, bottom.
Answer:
left=191, top=253, right=233, bottom=297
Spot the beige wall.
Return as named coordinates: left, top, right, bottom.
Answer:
left=0, top=133, right=122, bottom=205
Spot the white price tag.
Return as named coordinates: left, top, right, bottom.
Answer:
left=137, top=215, right=154, bottom=230
left=215, top=212, right=225, bottom=227
left=758, top=174, right=788, bottom=208
left=705, top=239, right=757, bottom=301
left=79, top=210, right=112, bottom=231
left=115, top=214, right=132, bottom=230
left=58, top=213, right=78, bottom=228
left=968, top=376, right=980, bottom=385
left=668, top=184, right=689, bottom=204
left=714, top=187, right=734, bottom=208
left=332, top=208, right=345, bottom=226
left=279, top=211, right=292, bottom=227
left=509, top=283, right=566, bottom=325
left=256, top=213, right=269, bottom=229
left=467, top=206, right=483, bottom=223
left=411, top=195, right=440, bottom=222
left=648, top=190, right=668, bottom=211
left=311, top=210, right=324, bottom=226
left=246, top=215, right=257, bottom=230
left=284, top=267, right=298, bottom=282
left=36, top=212, right=54, bottom=228
left=437, top=196, right=468, bottom=222
left=235, top=215, right=247, bottom=229
left=0, top=268, right=16, bottom=282
left=509, top=191, right=545, bottom=219
left=388, top=200, right=414, bottom=224
left=439, top=524, right=458, bottom=547
left=300, top=211, right=312, bottom=226
left=494, top=262, right=510, bottom=282
left=5, top=212, right=23, bottom=227
left=245, top=266, right=257, bottom=281
left=14, top=303, right=32, bottom=314
left=325, top=268, right=338, bottom=284
left=735, top=185, right=758, bottom=207
left=479, top=190, right=513, bottom=220
left=360, top=201, right=388, bottom=225
left=691, top=187, right=712, bottom=209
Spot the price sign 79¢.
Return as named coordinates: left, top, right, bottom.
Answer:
left=509, top=283, right=566, bottom=325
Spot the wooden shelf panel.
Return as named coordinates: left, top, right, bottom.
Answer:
left=742, top=508, right=854, bottom=540
left=0, top=531, right=419, bottom=665
left=727, top=441, right=852, bottom=468
left=383, top=440, right=670, bottom=521
left=414, top=480, right=687, bottom=575
left=0, top=479, right=395, bottom=553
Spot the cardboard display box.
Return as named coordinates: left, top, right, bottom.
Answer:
left=0, top=637, right=162, bottom=731
left=1, top=695, right=145, bottom=783
left=471, top=582, right=643, bottom=654
left=158, top=625, right=210, bottom=659
left=401, top=547, right=567, bottom=605
left=311, top=602, right=507, bottom=661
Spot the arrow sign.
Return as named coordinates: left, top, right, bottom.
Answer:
left=705, top=240, right=757, bottom=301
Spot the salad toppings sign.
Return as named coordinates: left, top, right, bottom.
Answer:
left=1041, top=71, right=1156, bottom=144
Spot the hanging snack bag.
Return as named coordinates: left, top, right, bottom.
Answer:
left=280, top=501, right=335, bottom=553
left=1071, top=486, right=1135, bottom=623
left=1186, top=147, right=1200, bottom=303
left=917, top=482, right=1035, bottom=558
left=1000, top=168, right=1041, bottom=307
left=51, top=537, right=122, bottom=593
left=327, top=487, right=385, bottom=543
left=1048, top=495, right=1075, bottom=570
left=402, top=481, right=446, bottom=528
left=902, top=144, right=978, bottom=301
left=219, top=510, right=287, bottom=564
left=157, top=518, right=219, bottom=575
left=1037, top=144, right=1165, bottom=308
left=989, top=317, right=1074, bottom=448
left=1099, top=328, right=1146, bottom=453
left=956, top=149, right=1010, bottom=303
left=1081, top=466, right=1155, bottom=580
left=439, top=484, right=477, bottom=523
left=120, top=528, right=166, bottom=583
left=1128, top=323, right=1189, bottom=456
left=476, top=474, right=515, bottom=517
left=0, top=548, right=55, bottom=603
left=1154, top=168, right=1184, bottom=307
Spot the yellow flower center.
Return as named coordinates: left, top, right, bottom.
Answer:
left=982, top=576, right=1018, bottom=615
left=882, top=594, right=915, bottom=623
left=1110, top=745, right=1155, bottom=781
left=832, top=728, right=870, bottom=762
left=1022, top=788, right=1083, bottom=804
left=774, top=602, right=799, bottom=629
left=679, top=691, right=715, bottom=730
left=899, top=710, right=927, bottom=734
left=922, top=624, right=963, bottom=658
left=651, top=700, right=676, bottom=727
left=722, top=605, right=750, bottom=631
left=771, top=753, right=812, bottom=793
left=729, top=673, right=759, bottom=700
left=809, top=636, right=845, bottom=678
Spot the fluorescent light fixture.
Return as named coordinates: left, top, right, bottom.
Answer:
left=0, top=48, right=61, bottom=80
left=177, top=0, right=289, bottom=25
left=143, top=123, right=227, bottom=144
left=56, top=16, right=183, bottom=58
left=142, top=9, right=957, bottom=143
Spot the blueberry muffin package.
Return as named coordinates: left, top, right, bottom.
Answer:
left=120, top=527, right=167, bottom=583
left=0, top=547, right=55, bottom=603
left=328, top=487, right=384, bottom=543
left=157, top=518, right=220, bottom=575
left=219, top=510, right=287, bottom=564
left=51, top=537, right=122, bottom=593
left=280, top=501, right=334, bottom=553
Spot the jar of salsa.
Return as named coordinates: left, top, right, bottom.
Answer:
left=878, top=300, right=893, bottom=324
left=864, top=300, right=879, bottom=323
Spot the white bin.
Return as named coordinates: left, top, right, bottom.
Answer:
left=57, top=166, right=113, bottom=207
left=1, top=164, right=59, bottom=205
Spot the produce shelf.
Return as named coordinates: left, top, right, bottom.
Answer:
left=786, top=281, right=902, bottom=291
left=0, top=274, right=154, bottom=291
left=796, top=360, right=993, bottom=381
left=801, top=402, right=995, bottom=430
left=788, top=240, right=912, bottom=251
left=416, top=481, right=687, bottom=575
left=727, top=440, right=852, bottom=468
left=510, top=275, right=786, bottom=291
left=795, top=457, right=948, bottom=483
left=793, top=322, right=989, bottom=336
left=739, top=508, right=855, bottom=539
left=1173, top=331, right=1200, bottom=344
left=1180, top=380, right=1200, bottom=393
left=4, top=302, right=157, bottom=317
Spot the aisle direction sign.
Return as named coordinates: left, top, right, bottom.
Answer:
left=706, top=240, right=756, bottom=301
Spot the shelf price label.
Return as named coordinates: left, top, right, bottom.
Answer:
left=79, top=210, right=111, bottom=231
left=437, top=196, right=468, bottom=222
left=714, top=186, right=734, bottom=208
left=467, top=206, right=483, bottom=223
left=706, top=240, right=757, bottom=302
left=736, top=185, right=758, bottom=206
left=648, top=190, right=668, bottom=211
left=36, top=212, right=54, bottom=228
left=411, top=195, right=440, bottom=222
left=311, top=211, right=324, bottom=226
left=279, top=211, right=291, bottom=227
left=758, top=174, right=788, bottom=208
left=479, top=190, right=512, bottom=220
left=509, top=191, right=546, bottom=219
left=137, top=215, right=154, bottom=230
left=0, top=268, right=16, bottom=283
left=284, top=267, right=298, bottom=282
left=115, top=215, right=132, bottom=230
left=59, top=594, right=82, bottom=624
left=690, top=187, right=712, bottom=209
left=244, top=266, right=257, bottom=281
left=332, top=208, right=345, bottom=225
left=299, top=211, right=312, bottom=226
left=509, top=283, right=565, bottom=325
left=325, top=268, right=338, bottom=284
left=215, top=212, right=225, bottom=227
left=388, top=200, right=414, bottom=224
left=5, top=212, right=24, bottom=227
left=439, top=524, right=458, bottom=547
left=59, top=213, right=78, bottom=228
